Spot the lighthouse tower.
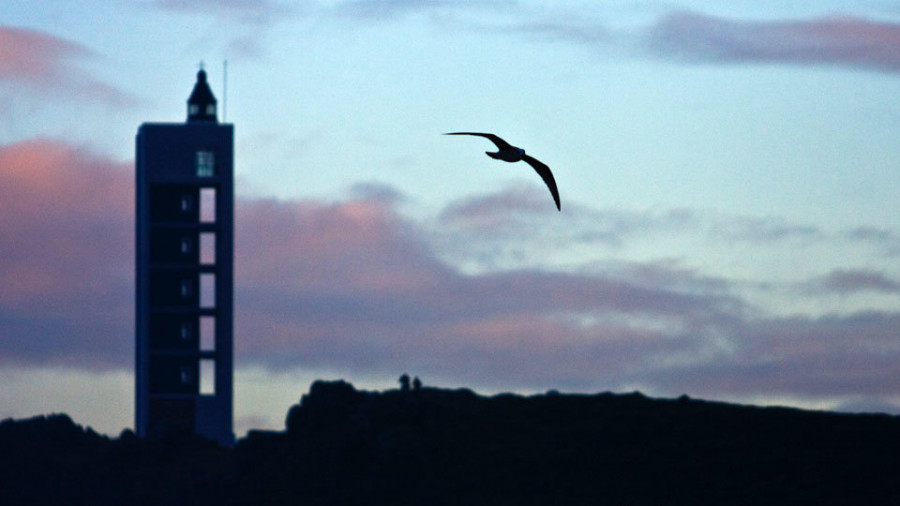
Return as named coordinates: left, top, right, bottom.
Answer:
left=135, top=68, right=234, bottom=446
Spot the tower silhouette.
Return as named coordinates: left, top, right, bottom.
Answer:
left=135, top=68, right=234, bottom=446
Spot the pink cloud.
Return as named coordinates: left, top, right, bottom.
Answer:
left=0, top=139, right=133, bottom=367
left=0, top=26, right=135, bottom=104
left=648, top=12, right=900, bottom=72
left=236, top=197, right=445, bottom=294
left=0, top=27, right=88, bottom=82
left=3, top=138, right=900, bottom=407
left=231, top=194, right=741, bottom=389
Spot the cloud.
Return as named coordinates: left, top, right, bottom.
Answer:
left=333, top=0, right=514, bottom=20
left=645, top=12, right=900, bottom=73
left=335, top=0, right=454, bottom=19
left=424, top=8, right=900, bottom=75
left=0, top=26, right=136, bottom=105
left=844, top=227, right=900, bottom=257
left=436, top=184, right=561, bottom=238
left=0, top=139, right=134, bottom=368
left=251, top=4, right=900, bottom=75
left=436, top=186, right=829, bottom=247
left=231, top=189, right=738, bottom=382
left=809, top=269, right=900, bottom=294
left=348, top=181, right=407, bottom=205
left=429, top=187, right=843, bottom=279
left=151, top=0, right=295, bottom=25
left=440, top=184, right=559, bottom=219
left=437, top=186, right=700, bottom=243
left=649, top=311, right=900, bottom=400
left=509, top=18, right=610, bottom=45
left=0, top=140, right=731, bottom=380
left=149, top=0, right=297, bottom=57
left=2, top=138, right=900, bottom=407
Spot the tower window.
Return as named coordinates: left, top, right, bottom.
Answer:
left=200, top=232, right=215, bottom=265
left=196, top=150, right=215, bottom=177
left=200, top=274, right=216, bottom=308
left=200, top=316, right=215, bottom=351
left=200, top=359, right=215, bottom=395
left=200, top=188, right=216, bottom=223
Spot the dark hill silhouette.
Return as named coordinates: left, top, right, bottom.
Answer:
left=4, top=380, right=900, bottom=505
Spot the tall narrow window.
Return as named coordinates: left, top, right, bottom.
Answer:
left=200, top=316, right=215, bottom=351
left=200, top=188, right=216, bottom=223
left=200, top=232, right=215, bottom=265
left=200, top=359, right=215, bottom=395
left=196, top=150, right=215, bottom=177
left=200, top=273, right=215, bottom=308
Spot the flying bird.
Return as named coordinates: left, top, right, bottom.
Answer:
left=445, top=132, right=560, bottom=211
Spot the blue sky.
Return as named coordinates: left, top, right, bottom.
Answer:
left=2, top=0, right=900, bottom=437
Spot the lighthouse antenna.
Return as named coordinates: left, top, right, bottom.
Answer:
left=222, top=60, right=228, bottom=122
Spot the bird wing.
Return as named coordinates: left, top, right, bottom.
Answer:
left=444, top=132, right=513, bottom=151
left=522, top=155, right=561, bottom=211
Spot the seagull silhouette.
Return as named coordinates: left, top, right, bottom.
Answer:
left=445, top=132, right=560, bottom=211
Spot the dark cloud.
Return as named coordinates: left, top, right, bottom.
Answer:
left=348, top=181, right=407, bottom=205
left=648, top=311, right=900, bottom=400
left=431, top=188, right=834, bottom=276
left=844, top=227, right=900, bottom=257
left=213, top=3, right=900, bottom=75
left=710, top=215, right=822, bottom=243
left=232, top=188, right=738, bottom=385
left=614, top=258, right=732, bottom=294
left=423, top=8, right=900, bottom=75
left=646, top=12, right=900, bottom=73
left=437, top=186, right=698, bottom=243
left=2, top=138, right=900, bottom=405
left=0, top=26, right=137, bottom=105
left=810, top=269, right=900, bottom=294
left=437, top=190, right=828, bottom=249
left=437, top=184, right=559, bottom=238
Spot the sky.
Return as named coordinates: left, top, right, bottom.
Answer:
left=2, top=0, right=900, bottom=437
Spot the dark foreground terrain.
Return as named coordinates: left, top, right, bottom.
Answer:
left=3, top=380, right=900, bottom=505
